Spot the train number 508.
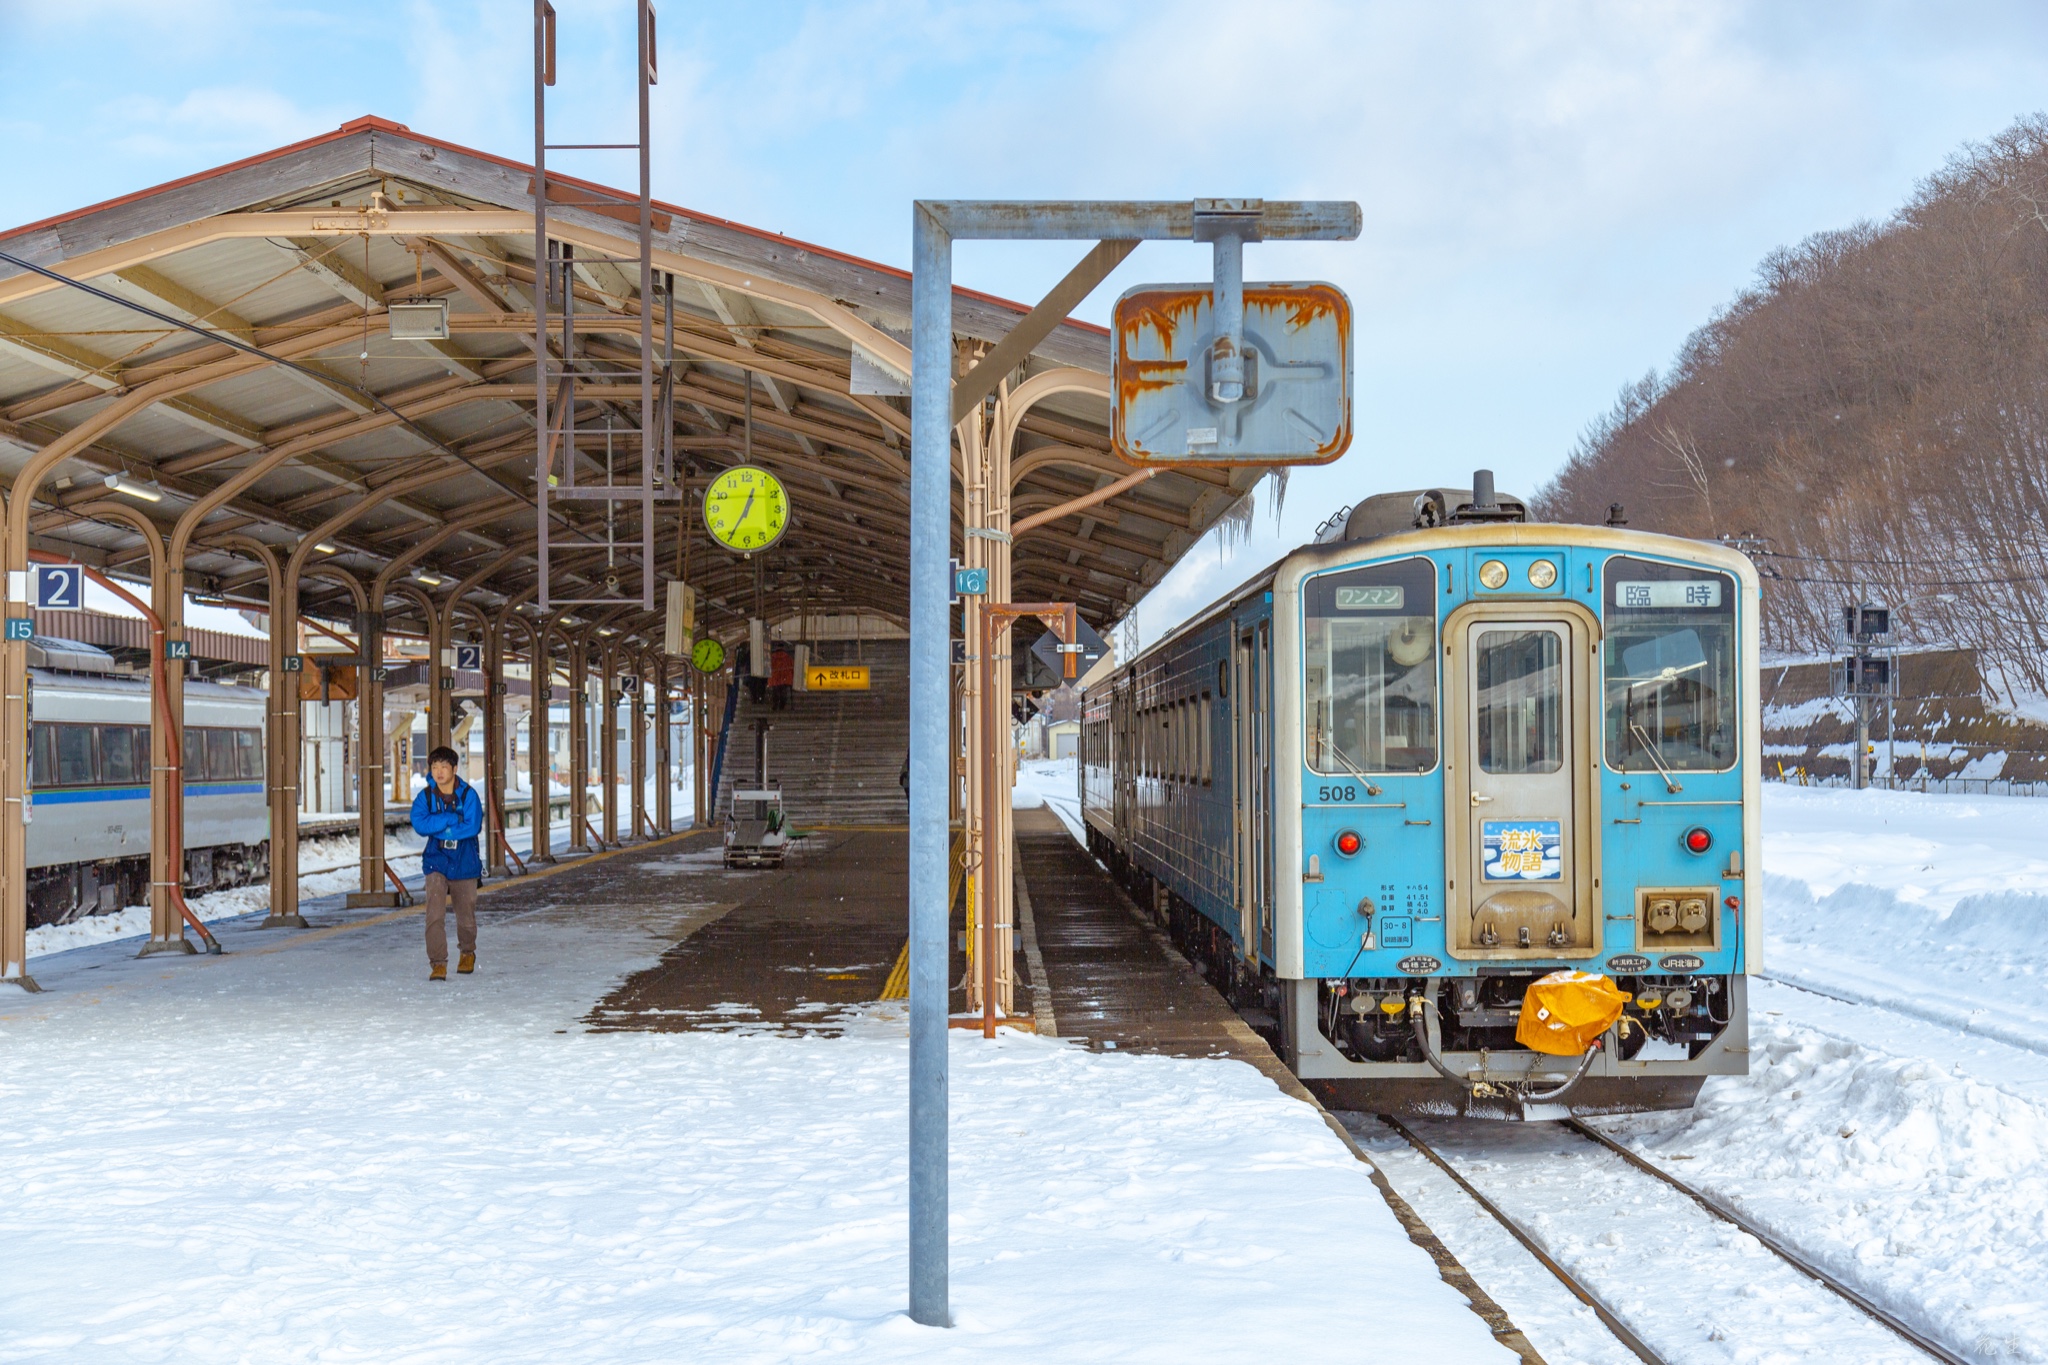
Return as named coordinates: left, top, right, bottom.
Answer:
left=1317, top=784, right=1358, bottom=802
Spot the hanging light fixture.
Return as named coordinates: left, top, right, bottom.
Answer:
left=103, top=472, right=163, bottom=503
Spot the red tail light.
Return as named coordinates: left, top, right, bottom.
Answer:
left=1683, top=827, right=1712, bottom=855
left=1334, top=830, right=1362, bottom=857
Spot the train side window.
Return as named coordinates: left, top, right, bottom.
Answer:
left=1201, top=692, right=1213, bottom=785
left=55, top=723, right=96, bottom=786
left=206, top=728, right=238, bottom=781
left=236, top=729, right=263, bottom=779
left=1303, top=556, right=1440, bottom=774
left=101, top=725, right=140, bottom=784
left=30, top=723, right=53, bottom=788
left=184, top=726, right=204, bottom=777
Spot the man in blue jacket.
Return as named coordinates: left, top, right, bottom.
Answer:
left=411, top=744, right=485, bottom=981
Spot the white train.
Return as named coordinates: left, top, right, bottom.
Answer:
left=26, top=638, right=269, bottom=927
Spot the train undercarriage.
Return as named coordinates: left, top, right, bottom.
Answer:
left=26, top=841, right=271, bottom=929
left=1085, top=826, right=1744, bottom=1119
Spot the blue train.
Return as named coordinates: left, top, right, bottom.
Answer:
left=1080, top=474, right=1759, bottom=1117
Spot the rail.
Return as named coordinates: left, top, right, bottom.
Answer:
left=1561, top=1119, right=1971, bottom=1365
left=1379, top=1114, right=1970, bottom=1365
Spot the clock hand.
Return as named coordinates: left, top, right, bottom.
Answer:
left=737, top=489, right=757, bottom=527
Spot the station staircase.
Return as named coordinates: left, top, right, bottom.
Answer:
left=711, top=641, right=909, bottom=830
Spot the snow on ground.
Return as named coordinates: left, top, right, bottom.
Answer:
left=0, top=849, right=1506, bottom=1364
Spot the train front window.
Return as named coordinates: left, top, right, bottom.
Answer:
left=1304, top=557, right=1438, bottom=774
left=1603, top=556, right=1738, bottom=772
left=1475, top=628, right=1563, bottom=774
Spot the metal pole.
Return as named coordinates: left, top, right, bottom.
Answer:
left=980, top=606, right=998, bottom=1039
left=908, top=201, right=952, bottom=1328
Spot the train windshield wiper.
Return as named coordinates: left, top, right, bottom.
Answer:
left=1322, top=740, right=1383, bottom=797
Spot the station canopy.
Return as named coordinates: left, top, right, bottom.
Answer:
left=0, top=116, right=1261, bottom=649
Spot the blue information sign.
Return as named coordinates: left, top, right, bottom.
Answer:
left=33, top=564, right=83, bottom=610
left=455, top=644, right=482, bottom=671
left=4, top=618, right=33, bottom=642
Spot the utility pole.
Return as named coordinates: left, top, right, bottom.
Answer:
left=1842, top=598, right=1890, bottom=789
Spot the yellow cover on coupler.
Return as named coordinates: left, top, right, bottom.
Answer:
left=1517, top=970, right=1628, bottom=1055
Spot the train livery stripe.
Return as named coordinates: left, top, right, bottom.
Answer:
left=32, top=783, right=266, bottom=805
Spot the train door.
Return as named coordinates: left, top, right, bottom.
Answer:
left=1446, top=609, right=1597, bottom=958
left=1236, top=623, right=1274, bottom=961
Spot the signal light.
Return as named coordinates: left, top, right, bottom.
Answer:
left=1683, top=827, right=1712, bottom=855
left=1334, top=830, right=1362, bottom=857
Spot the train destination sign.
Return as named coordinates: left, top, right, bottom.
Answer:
left=1614, top=579, right=1723, bottom=609
left=806, top=664, right=870, bottom=691
left=1334, top=585, right=1403, bottom=610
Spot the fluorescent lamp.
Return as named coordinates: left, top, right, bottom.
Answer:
left=416, top=572, right=445, bottom=587
left=315, top=542, right=339, bottom=555
left=103, top=473, right=163, bottom=503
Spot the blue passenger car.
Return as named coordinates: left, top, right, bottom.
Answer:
left=1081, top=476, right=1759, bottom=1117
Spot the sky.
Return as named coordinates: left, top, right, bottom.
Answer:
left=4, top=0, right=2048, bottom=644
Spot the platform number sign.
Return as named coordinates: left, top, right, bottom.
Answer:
left=4, top=618, right=32, bottom=642
left=164, top=639, right=192, bottom=661
left=455, top=644, right=482, bottom=672
left=281, top=654, right=304, bottom=673
left=33, top=564, right=83, bottom=611
left=618, top=675, right=640, bottom=697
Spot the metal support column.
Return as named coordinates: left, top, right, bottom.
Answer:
left=354, top=611, right=390, bottom=904
left=484, top=622, right=508, bottom=877
left=654, top=653, right=673, bottom=835
left=530, top=629, right=557, bottom=864
left=907, top=202, right=952, bottom=1328
left=568, top=639, right=590, bottom=850
left=600, top=645, right=620, bottom=846
left=629, top=651, right=649, bottom=840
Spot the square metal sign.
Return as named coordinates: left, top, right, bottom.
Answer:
left=32, top=564, right=83, bottom=610
left=1112, top=281, right=1352, bottom=466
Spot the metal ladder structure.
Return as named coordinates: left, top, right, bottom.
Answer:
left=532, top=0, right=674, bottom=611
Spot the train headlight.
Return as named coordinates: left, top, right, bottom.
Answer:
left=1334, top=829, right=1362, bottom=857
left=1478, top=559, right=1509, bottom=590
left=1683, top=826, right=1712, bottom=855
left=1527, top=559, right=1557, bottom=589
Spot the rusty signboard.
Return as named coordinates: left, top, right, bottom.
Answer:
left=1111, top=281, right=1352, bottom=466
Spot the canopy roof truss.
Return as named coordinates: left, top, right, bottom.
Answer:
left=0, top=117, right=1257, bottom=653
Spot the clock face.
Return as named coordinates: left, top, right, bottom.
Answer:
left=703, top=465, right=790, bottom=553
left=691, top=637, right=727, bottom=674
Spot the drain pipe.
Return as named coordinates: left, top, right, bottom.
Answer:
left=32, top=554, right=221, bottom=953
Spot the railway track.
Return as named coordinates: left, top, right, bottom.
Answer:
left=1373, top=1113, right=1972, bottom=1365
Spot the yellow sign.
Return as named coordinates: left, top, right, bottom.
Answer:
left=805, top=664, right=870, bottom=691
